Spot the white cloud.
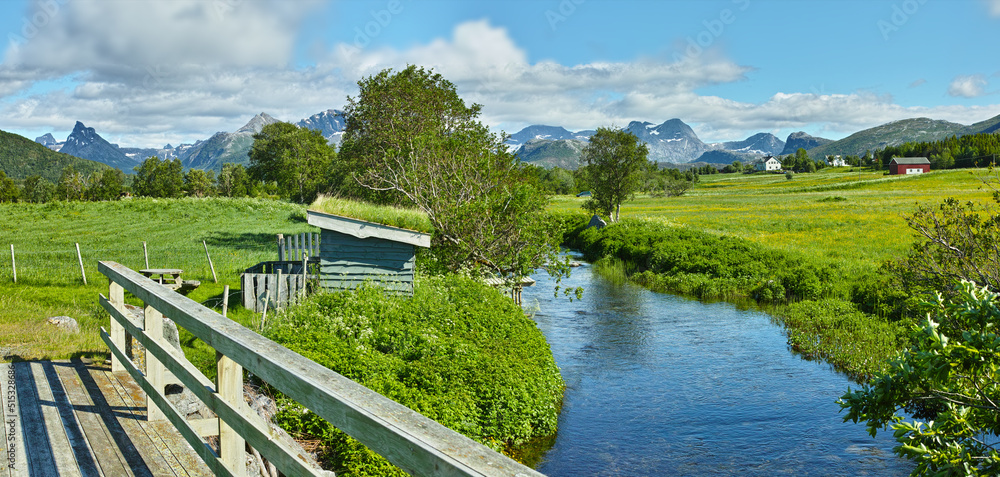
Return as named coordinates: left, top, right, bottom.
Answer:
left=948, top=74, right=989, bottom=98
left=1, top=17, right=999, bottom=148
left=909, top=79, right=927, bottom=88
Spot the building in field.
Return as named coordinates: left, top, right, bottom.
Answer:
left=306, top=210, right=431, bottom=294
left=754, top=156, right=782, bottom=172
left=888, top=157, right=930, bottom=175
left=827, top=155, right=848, bottom=167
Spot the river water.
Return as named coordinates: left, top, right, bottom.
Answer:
left=523, top=259, right=913, bottom=476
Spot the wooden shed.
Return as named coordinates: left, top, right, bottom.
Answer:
left=889, top=157, right=931, bottom=175
left=306, top=210, right=431, bottom=294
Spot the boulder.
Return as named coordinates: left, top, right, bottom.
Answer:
left=587, top=214, right=607, bottom=230
left=47, top=316, right=79, bottom=333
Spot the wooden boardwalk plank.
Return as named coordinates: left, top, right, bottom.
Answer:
left=7, top=360, right=214, bottom=477
left=2, top=362, right=28, bottom=477
left=52, top=360, right=146, bottom=477
left=103, top=369, right=212, bottom=477
left=89, top=364, right=179, bottom=477
left=24, top=362, right=86, bottom=476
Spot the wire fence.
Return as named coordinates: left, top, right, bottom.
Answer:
left=2, top=238, right=279, bottom=287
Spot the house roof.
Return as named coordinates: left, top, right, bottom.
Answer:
left=306, top=210, right=432, bottom=248
left=889, top=157, right=930, bottom=165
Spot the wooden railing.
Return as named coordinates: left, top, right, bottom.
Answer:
left=98, top=261, right=544, bottom=477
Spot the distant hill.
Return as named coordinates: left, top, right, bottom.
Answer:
left=808, top=117, right=981, bottom=157
left=506, top=125, right=590, bottom=148
left=695, top=149, right=756, bottom=165
left=181, top=113, right=280, bottom=171
left=58, top=121, right=137, bottom=171
left=514, top=138, right=587, bottom=169
left=781, top=132, right=833, bottom=155
left=714, top=133, right=785, bottom=156
left=1, top=129, right=110, bottom=182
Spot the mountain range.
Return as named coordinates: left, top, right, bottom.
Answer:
left=13, top=109, right=1000, bottom=174
left=29, top=110, right=348, bottom=174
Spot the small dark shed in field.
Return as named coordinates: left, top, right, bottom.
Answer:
left=306, top=210, right=431, bottom=294
left=889, top=157, right=931, bottom=175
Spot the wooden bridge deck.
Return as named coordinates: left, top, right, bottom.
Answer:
left=2, top=359, right=212, bottom=477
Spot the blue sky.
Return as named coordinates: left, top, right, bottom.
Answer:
left=0, top=0, right=998, bottom=148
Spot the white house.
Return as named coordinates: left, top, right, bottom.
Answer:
left=827, top=155, right=848, bottom=167
left=754, top=156, right=782, bottom=172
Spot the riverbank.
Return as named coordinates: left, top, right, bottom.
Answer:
left=564, top=218, right=908, bottom=379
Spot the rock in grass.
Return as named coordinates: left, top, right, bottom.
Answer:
left=587, top=214, right=607, bottom=230
left=47, top=316, right=79, bottom=333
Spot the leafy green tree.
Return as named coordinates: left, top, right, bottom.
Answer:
left=248, top=122, right=335, bottom=203
left=580, top=127, right=649, bottom=222
left=55, top=165, right=86, bottom=201
left=132, top=157, right=184, bottom=198
left=340, top=65, right=563, bottom=279
left=840, top=281, right=1000, bottom=476
left=216, top=162, right=250, bottom=197
left=0, top=170, right=19, bottom=203
left=86, top=168, right=125, bottom=201
left=184, top=168, right=215, bottom=198
left=20, top=175, right=53, bottom=203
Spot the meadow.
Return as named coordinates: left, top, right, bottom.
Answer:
left=555, top=167, right=995, bottom=274
left=0, top=197, right=314, bottom=361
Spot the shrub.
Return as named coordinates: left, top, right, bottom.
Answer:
left=263, top=274, right=563, bottom=475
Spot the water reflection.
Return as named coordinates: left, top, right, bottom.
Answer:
left=524, top=259, right=912, bottom=476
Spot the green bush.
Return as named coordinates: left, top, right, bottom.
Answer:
left=567, top=219, right=907, bottom=378
left=263, top=274, right=563, bottom=476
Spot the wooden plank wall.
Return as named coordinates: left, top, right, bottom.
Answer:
left=240, top=272, right=307, bottom=313
left=318, top=229, right=416, bottom=294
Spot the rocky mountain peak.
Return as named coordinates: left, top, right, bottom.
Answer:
left=236, top=113, right=280, bottom=134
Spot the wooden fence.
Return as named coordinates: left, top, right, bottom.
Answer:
left=277, top=233, right=319, bottom=261
left=98, top=261, right=543, bottom=477
left=241, top=259, right=318, bottom=312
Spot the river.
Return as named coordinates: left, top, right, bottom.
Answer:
left=523, top=258, right=913, bottom=476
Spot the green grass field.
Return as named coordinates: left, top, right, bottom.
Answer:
left=555, top=167, right=995, bottom=273
left=1, top=168, right=993, bottom=361
left=0, top=197, right=314, bottom=360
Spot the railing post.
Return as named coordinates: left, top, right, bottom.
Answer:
left=109, top=279, right=126, bottom=372
left=144, top=304, right=166, bottom=422
left=217, top=352, right=246, bottom=476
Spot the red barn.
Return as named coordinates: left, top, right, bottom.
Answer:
left=889, top=157, right=931, bottom=175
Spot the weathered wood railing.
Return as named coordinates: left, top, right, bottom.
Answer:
left=98, top=261, right=543, bottom=477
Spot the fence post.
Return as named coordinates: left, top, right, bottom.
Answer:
left=144, top=304, right=165, bottom=422
left=222, top=284, right=230, bottom=318
left=277, top=234, right=284, bottom=261
left=76, top=243, right=87, bottom=285
left=203, top=240, right=217, bottom=283
left=109, top=280, right=126, bottom=372
left=10, top=244, right=15, bottom=284
left=217, top=352, right=246, bottom=476
left=143, top=241, right=149, bottom=269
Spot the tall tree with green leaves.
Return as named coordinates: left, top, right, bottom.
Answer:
left=339, top=65, right=564, bottom=279
left=184, top=169, right=215, bottom=198
left=248, top=122, right=335, bottom=203
left=0, top=170, right=19, bottom=203
left=216, top=162, right=251, bottom=198
left=86, top=168, right=125, bottom=201
left=132, top=157, right=184, bottom=198
left=580, top=127, right=650, bottom=222
left=55, top=165, right=86, bottom=201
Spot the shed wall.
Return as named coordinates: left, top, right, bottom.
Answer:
left=319, top=229, right=416, bottom=294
